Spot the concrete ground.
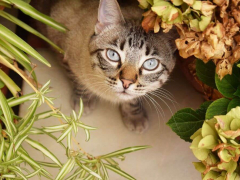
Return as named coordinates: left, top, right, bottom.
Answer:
left=20, top=49, right=203, bottom=180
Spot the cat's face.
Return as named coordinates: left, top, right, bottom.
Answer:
left=88, top=0, right=177, bottom=101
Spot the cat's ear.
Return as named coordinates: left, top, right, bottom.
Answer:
left=95, top=0, right=125, bottom=34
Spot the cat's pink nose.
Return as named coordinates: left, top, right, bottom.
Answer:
left=121, top=79, right=133, bottom=89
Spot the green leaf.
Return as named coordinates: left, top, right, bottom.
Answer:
left=76, top=122, right=97, bottom=130
left=0, top=155, right=21, bottom=165
left=65, top=169, right=83, bottom=180
left=227, top=98, right=240, bottom=112
left=196, top=59, right=216, bottom=88
left=100, top=146, right=150, bottom=159
left=25, top=138, right=62, bottom=167
left=104, top=163, right=135, bottom=180
left=0, top=24, right=51, bottom=66
left=0, top=1, right=11, bottom=8
left=78, top=163, right=102, bottom=179
left=16, top=148, right=41, bottom=169
left=14, top=134, right=28, bottom=152
left=206, top=98, right=230, bottom=119
left=0, top=136, right=5, bottom=162
left=29, top=128, right=66, bottom=149
left=100, top=161, right=109, bottom=180
left=8, top=166, right=27, bottom=180
left=57, top=125, right=72, bottom=142
left=7, top=93, right=35, bottom=107
left=25, top=168, right=42, bottom=179
left=36, top=161, right=60, bottom=168
left=85, top=129, right=90, bottom=142
left=0, top=38, right=37, bottom=81
left=0, top=80, right=5, bottom=88
left=55, top=158, right=75, bottom=180
left=0, top=38, right=31, bottom=64
left=215, top=65, right=240, bottom=98
left=18, top=100, right=39, bottom=131
left=0, top=91, right=16, bottom=138
left=167, top=102, right=210, bottom=142
left=7, top=0, right=67, bottom=32
left=0, top=68, right=21, bottom=97
left=0, top=11, right=64, bottom=53
left=234, top=85, right=240, bottom=97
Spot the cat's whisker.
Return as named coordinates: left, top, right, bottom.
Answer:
left=151, top=91, right=178, bottom=105
left=146, top=94, right=165, bottom=118
left=149, top=92, right=175, bottom=121
left=157, top=88, right=175, bottom=99
left=150, top=92, right=177, bottom=114
left=145, top=94, right=167, bottom=130
left=145, top=94, right=164, bottom=121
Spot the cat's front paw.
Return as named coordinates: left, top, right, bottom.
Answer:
left=122, top=115, right=149, bottom=134
left=70, top=94, right=98, bottom=116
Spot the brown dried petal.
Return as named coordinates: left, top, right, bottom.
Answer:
left=212, top=41, right=228, bottom=59
left=234, top=34, right=240, bottom=45
left=213, top=0, right=226, bottom=6
left=201, top=2, right=216, bottom=16
left=208, top=34, right=218, bottom=49
left=231, top=46, right=240, bottom=63
left=161, top=21, right=173, bottom=33
left=229, top=23, right=239, bottom=38
left=175, top=38, right=194, bottom=50
left=176, top=39, right=201, bottom=58
left=154, top=16, right=161, bottom=33
left=232, top=0, right=240, bottom=6
left=185, top=41, right=201, bottom=55
left=142, top=10, right=158, bottom=33
left=204, top=22, right=215, bottom=36
left=220, top=0, right=229, bottom=18
left=216, top=59, right=232, bottom=80
left=212, top=22, right=225, bottom=38
left=232, top=9, right=240, bottom=25
left=175, top=24, right=186, bottom=38
left=201, top=42, right=215, bottom=62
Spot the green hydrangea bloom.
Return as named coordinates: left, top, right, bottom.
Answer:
left=190, top=107, right=240, bottom=180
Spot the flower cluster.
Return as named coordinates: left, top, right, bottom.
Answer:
left=190, top=107, right=240, bottom=179
left=138, top=0, right=240, bottom=79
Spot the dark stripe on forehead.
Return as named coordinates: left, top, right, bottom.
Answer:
left=128, top=38, right=132, bottom=47
left=120, top=39, right=126, bottom=50
left=151, top=47, right=159, bottom=56
left=139, top=40, right=144, bottom=49
left=90, top=48, right=104, bottom=55
left=145, top=46, right=150, bottom=56
left=110, top=38, right=118, bottom=47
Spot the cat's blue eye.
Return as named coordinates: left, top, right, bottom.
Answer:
left=143, top=58, right=159, bottom=71
left=106, top=49, right=120, bottom=62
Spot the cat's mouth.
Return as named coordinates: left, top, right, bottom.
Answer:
left=117, top=91, right=135, bottom=100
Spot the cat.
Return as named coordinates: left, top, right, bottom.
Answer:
left=32, top=0, right=178, bottom=133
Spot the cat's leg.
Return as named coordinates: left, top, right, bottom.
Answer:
left=71, top=83, right=98, bottom=116
left=120, top=99, right=149, bottom=133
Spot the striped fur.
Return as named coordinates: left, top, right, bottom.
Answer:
left=34, top=0, right=178, bottom=133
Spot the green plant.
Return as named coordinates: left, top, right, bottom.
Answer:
left=0, top=1, right=149, bottom=179
left=167, top=59, right=240, bottom=179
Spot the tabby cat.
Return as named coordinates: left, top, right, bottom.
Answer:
left=33, top=0, right=178, bottom=133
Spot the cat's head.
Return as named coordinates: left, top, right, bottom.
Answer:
left=89, top=0, right=178, bottom=102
